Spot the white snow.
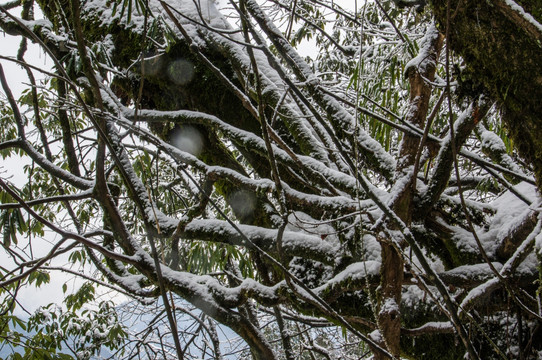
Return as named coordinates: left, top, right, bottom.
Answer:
left=369, top=329, right=383, bottom=343
left=315, top=260, right=380, bottom=294
left=403, top=23, right=440, bottom=77
left=479, top=125, right=523, bottom=174
left=183, top=218, right=339, bottom=264
left=501, top=0, right=542, bottom=35
left=443, top=263, right=503, bottom=283
left=441, top=182, right=538, bottom=258
left=379, top=297, right=399, bottom=315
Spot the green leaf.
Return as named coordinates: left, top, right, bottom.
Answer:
left=10, top=315, right=27, bottom=331
left=28, top=271, right=50, bottom=288
left=64, top=282, right=95, bottom=311
left=12, top=353, right=24, bottom=360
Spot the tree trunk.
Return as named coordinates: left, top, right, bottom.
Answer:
left=430, top=0, right=542, bottom=188
left=375, top=24, right=444, bottom=359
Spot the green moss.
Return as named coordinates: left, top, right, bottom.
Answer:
left=430, top=0, right=542, bottom=188
left=412, top=212, right=482, bottom=271
left=401, top=333, right=465, bottom=360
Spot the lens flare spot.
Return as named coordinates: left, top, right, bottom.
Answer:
left=167, top=59, right=195, bottom=85
left=228, top=190, right=256, bottom=219
left=171, top=126, right=204, bottom=157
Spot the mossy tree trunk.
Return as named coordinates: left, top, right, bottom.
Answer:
left=430, top=0, right=542, bottom=188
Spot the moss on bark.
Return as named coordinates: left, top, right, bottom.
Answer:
left=430, top=0, right=542, bottom=188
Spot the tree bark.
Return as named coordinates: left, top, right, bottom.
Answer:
left=430, top=0, right=542, bottom=189
left=374, top=24, right=443, bottom=359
